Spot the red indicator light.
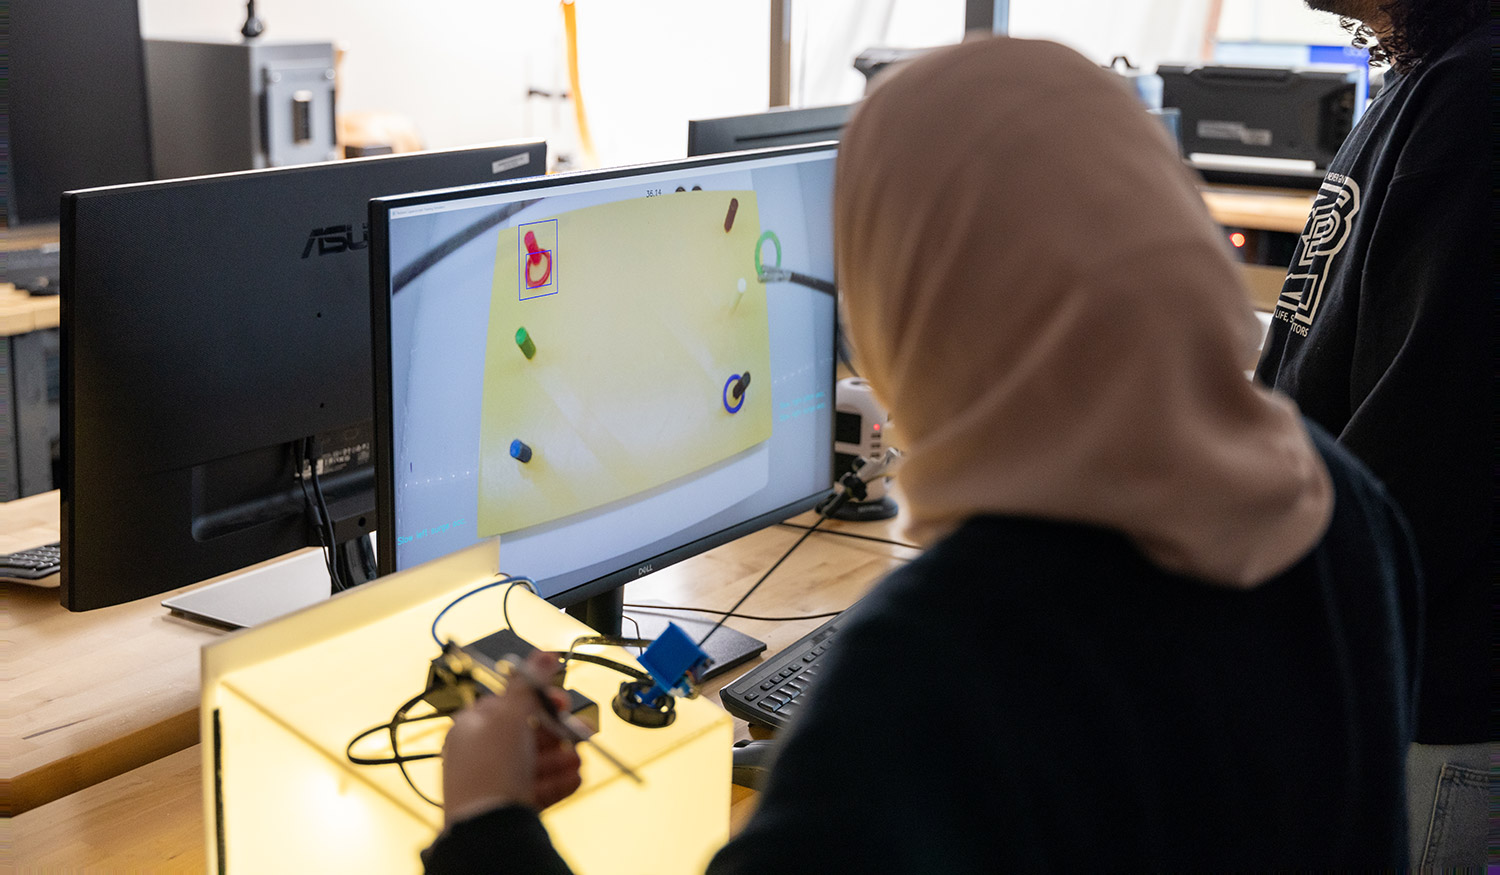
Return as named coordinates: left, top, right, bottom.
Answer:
left=1229, top=232, right=1246, bottom=248
left=872, top=423, right=881, bottom=432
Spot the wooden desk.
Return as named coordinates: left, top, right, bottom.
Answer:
left=1200, top=185, right=1314, bottom=313
left=4, top=581, right=216, bottom=816
left=0, top=281, right=62, bottom=501
left=1200, top=185, right=1315, bottom=234
left=2, top=491, right=235, bottom=816
left=10, top=506, right=917, bottom=868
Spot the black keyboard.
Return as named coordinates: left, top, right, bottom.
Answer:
left=720, top=609, right=848, bottom=730
left=1, top=542, right=62, bottom=580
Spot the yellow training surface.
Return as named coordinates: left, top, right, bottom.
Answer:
left=478, top=190, right=772, bottom=537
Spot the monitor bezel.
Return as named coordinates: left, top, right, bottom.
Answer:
left=369, top=142, right=840, bottom=610
left=686, top=103, right=854, bottom=158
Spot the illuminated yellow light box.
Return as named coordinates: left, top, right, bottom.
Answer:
left=201, top=540, right=731, bottom=874
left=478, top=190, right=773, bottom=537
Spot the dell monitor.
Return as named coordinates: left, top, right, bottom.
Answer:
left=371, top=144, right=839, bottom=674
left=8, top=0, right=154, bottom=227
left=61, top=141, right=546, bottom=615
left=687, top=104, right=854, bottom=157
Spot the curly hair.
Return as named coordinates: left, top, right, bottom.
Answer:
left=1341, top=0, right=1485, bottom=71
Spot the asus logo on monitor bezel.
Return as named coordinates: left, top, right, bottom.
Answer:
left=301, top=223, right=370, bottom=258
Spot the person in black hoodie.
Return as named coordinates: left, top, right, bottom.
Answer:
left=424, top=36, right=1425, bottom=873
left=1254, top=3, right=1488, bottom=866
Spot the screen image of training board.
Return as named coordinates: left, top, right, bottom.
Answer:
left=384, top=148, right=837, bottom=599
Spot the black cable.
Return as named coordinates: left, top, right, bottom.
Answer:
left=392, top=200, right=538, bottom=294
left=304, top=438, right=346, bottom=591
left=297, top=439, right=341, bottom=588
left=428, top=577, right=648, bottom=679
left=787, top=271, right=836, bottom=294
left=563, top=652, right=652, bottom=684
left=391, top=692, right=442, bottom=807
left=624, top=603, right=845, bottom=623
left=345, top=711, right=450, bottom=765
left=697, top=499, right=841, bottom=648
left=345, top=691, right=446, bottom=807
left=776, top=521, right=921, bottom=551
left=559, top=634, right=655, bottom=684
left=431, top=576, right=536, bottom=647
left=502, top=574, right=535, bottom=637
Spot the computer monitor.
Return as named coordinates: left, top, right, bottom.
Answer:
left=371, top=144, right=839, bottom=673
left=60, top=141, right=546, bottom=614
left=8, top=0, right=154, bottom=227
left=687, top=104, right=853, bottom=157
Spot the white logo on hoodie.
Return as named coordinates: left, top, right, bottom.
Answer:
left=1275, top=174, right=1362, bottom=327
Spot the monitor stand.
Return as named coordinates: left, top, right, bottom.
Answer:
left=567, top=588, right=766, bottom=681
left=161, top=549, right=333, bottom=629
left=161, top=537, right=375, bottom=630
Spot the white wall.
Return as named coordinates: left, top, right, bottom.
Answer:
left=136, top=0, right=1361, bottom=168
left=572, top=3, right=769, bottom=166
left=1216, top=0, right=1352, bottom=44
left=1008, top=0, right=1213, bottom=69
left=138, top=0, right=770, bottom=168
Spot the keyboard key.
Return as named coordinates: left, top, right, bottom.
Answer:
left=719, top=601, right=866, bottom=731
left=1, top=542, right=63, bottom=579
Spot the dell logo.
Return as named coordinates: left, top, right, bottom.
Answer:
left=301, top=223, right=370, bottom=258
left=636, top=563, right=654, bottom=577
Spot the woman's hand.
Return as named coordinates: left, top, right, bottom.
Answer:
left=440, top=651, right=584, bottom=827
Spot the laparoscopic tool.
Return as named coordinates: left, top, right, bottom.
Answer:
left=754, top=230, right=835, bottom=294
left=433, top=640, right=643, bottom=784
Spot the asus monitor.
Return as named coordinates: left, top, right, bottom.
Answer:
left=61, top=141, right=546, bottom=615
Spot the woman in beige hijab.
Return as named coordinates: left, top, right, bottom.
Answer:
left=427, top=37, right=1422, bottom=873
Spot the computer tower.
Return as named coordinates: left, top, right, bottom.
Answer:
left=144, top=38, right=339, bottom=178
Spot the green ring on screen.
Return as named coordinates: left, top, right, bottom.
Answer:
left=754, top=230, right=781, bottom=274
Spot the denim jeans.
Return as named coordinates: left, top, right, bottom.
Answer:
left=1406, top=741, right=1491, bottom=868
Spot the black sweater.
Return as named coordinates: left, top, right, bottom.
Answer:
left=1254, top=23, right=1488, bottom=744
left=424, top=423, right=1421, bottom=872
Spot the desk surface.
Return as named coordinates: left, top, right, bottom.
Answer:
left=3, top=491, right=228, bottom=816
left=3, top=492, right=349, bottom=816
left=2, top=219, right=61, bottom=336
left=1199, top=185, right=1314, bottom=234
left=8, top=490, right=915, bottom=867
left=0, top=283, right=59, bottom=338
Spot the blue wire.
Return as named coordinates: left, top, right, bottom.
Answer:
left=430, top=575, right=537, bottom=647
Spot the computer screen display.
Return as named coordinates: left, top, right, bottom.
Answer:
left=60, top=141, right=546, bottom=613
left=372, top=145, right=838, bottom=609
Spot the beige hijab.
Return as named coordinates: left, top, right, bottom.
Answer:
left=835, top=37, right=1332, bottom=588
